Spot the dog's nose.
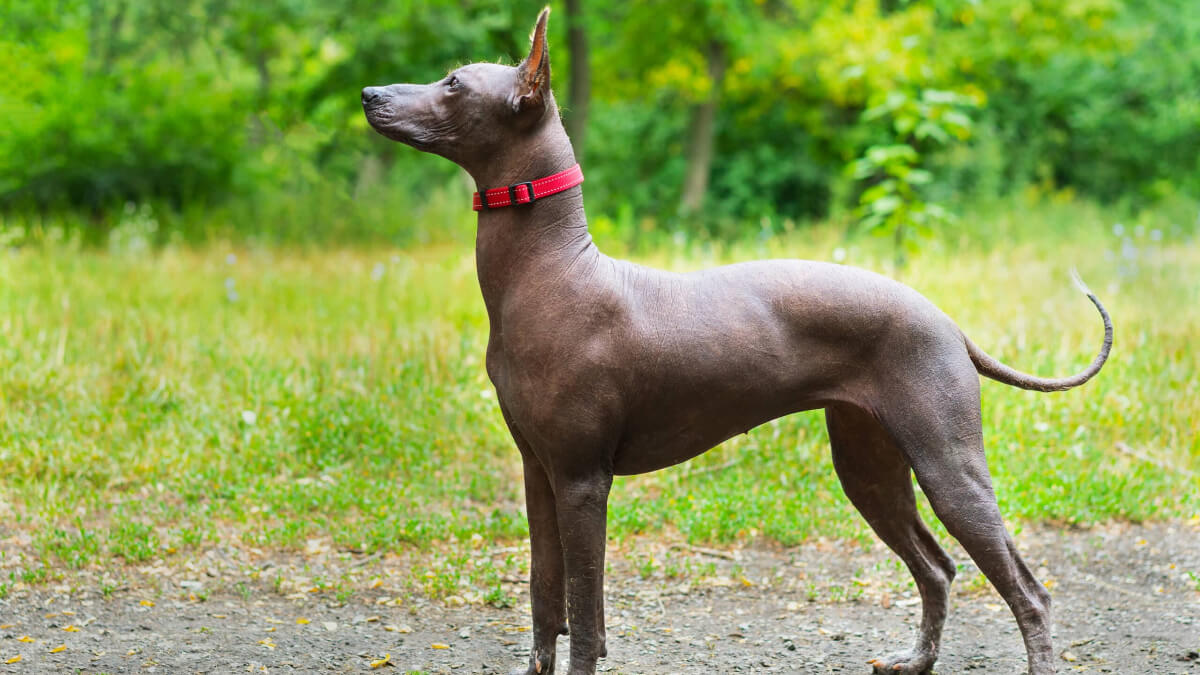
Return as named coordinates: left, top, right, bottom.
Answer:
left=361, top=87, right=384, bottom=106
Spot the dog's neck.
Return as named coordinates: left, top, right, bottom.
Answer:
left=471, top=118, right=597, bottom=325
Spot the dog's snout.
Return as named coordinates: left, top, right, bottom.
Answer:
left=361, top=86, right=385, bottom=107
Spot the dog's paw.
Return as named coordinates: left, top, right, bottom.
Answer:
left=868, top=650, right=936, bottom=675
left=510, top=649, right=556, bottom=675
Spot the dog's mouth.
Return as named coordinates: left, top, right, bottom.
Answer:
left=362, top=102, right=393, bottom=129
left=366, top=118, right=430, bottom=151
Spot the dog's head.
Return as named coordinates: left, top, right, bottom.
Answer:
left=362, top=8, right=555, bottom=174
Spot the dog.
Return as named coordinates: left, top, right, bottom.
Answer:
left=362, top=9, right=1111, bottom=674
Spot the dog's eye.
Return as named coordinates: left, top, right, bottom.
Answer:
left=445, top=75, right=461, bottom=90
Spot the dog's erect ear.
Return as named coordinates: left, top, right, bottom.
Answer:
left=513, top=7, right=551, bottom=114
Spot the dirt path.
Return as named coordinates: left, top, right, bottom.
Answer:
left=2, top=523, right=1197, bottom=674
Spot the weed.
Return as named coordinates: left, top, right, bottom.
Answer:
left=20, top=566, right=49, bottom=585
left=38, top=525, right=101, bottom=569
left=484, top=585, right=514, bottom=609
left=634, top=554, right=658, bottom=580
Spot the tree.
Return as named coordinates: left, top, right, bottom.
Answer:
left=564, top=0, right=591, bottom=164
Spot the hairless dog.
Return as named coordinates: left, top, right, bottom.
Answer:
left=362, top=9, right=1112, bottom=674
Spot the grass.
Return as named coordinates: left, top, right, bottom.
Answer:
left=0, top=198, right=1197, bottom=576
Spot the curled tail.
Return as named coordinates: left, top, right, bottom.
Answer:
left=964, top=271, right=1113, bottom=392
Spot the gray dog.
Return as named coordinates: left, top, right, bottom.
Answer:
left=362, top=9, right=1112, bottom=674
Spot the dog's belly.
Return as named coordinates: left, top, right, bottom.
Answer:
left=611, top=398, right=822, bottom=475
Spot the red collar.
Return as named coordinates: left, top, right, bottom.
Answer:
left=472, top=164, right=584, bottom=211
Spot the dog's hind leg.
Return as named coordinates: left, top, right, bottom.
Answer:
left=877, top=372, right=1055, bottom=675
left=826, top=403, right=956, bottom=675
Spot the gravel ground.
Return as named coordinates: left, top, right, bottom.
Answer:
left=1, top=522, right=1197, bottom=674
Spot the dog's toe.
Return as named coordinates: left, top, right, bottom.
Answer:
left=868, top=650, right=936, bottom=675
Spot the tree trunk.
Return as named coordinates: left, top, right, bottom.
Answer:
left=679, top=39, right=726, bottom=216
left=564, top=0, right=591, bottom=164
left=88, top=0, right=127, bottom=74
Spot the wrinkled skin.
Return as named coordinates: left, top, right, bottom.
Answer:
left=363, top=9, right=1112, bottom=675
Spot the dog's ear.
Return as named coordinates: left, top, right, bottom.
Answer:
left=513, top=7, right=551, bottom=114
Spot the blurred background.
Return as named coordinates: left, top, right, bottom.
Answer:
left=2, top=0, right=1197, bottom=247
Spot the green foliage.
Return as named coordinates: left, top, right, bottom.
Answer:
left=0, top=0, right=1197, bottom=241
left=848, top=89, right=977, bottom=264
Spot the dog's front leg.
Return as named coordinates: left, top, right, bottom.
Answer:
left=554, top=472, right=613, bottom=675
left=517, top=452, right=569, bottom=675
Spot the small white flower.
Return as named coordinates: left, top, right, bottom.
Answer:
left=371, top=262, right=385, bottom=281
left=479, top=389, right=494, bottom=400
left=832, top=247, right=847, bottom=263
left=241, top=410, right=257, bottom=425
left=226, top=253, right=237, bottom=265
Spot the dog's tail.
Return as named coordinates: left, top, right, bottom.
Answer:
left=963, top=270, right=1113, bottom=392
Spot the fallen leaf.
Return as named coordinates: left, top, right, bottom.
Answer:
left=296, top=617, right=310, bottom=625
left=369, top=653, right=391, bottom=668
left=140, top=600, right=155, bottom=607
left=265, top=626, right=276, bottom=633
left=5, top=655, right=21, bottom=664
left=740, top=576, right=755, bottom=587
left=17, top=636, right=35, bottom=643
left=62, top=625, right=80, bottom=632
left=257, top=638, right=276, bottom=650
left=265, top=617, right=284, bottom=625
left=127, top=648, right=141, bottom=656
left=50, top=645, right=66, bottom=654
left=61, top=611, right=75, bottom=616
left=45, top=613, right=58, bottom=619
left=370, top=578, right=383, bottom=589
left=0, top=624, right=14, bottom=629
left=1062, top=650, right=1078, bottom=662
left=431, top=643, right=450, bottom=650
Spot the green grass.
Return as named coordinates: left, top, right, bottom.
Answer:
left=0, top=199, right=1197, bottom=574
